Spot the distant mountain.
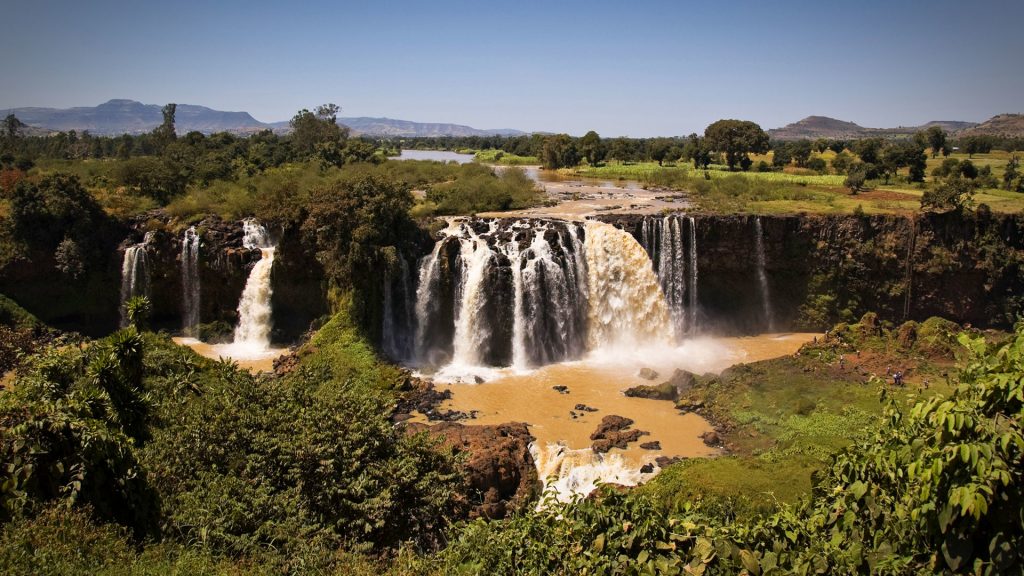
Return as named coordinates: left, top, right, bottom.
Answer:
left=0, top=99, right=268, bottom=135
left=957, top=114, right=1024, bottom=138
left=0, top=99, right=526, bottom=138
left=769, top=115, right=981, bottom=140
left=336, top=117, right=523, bottom=138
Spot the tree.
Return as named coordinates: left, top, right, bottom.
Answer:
left=962, top=135, right=993, bottom=158
left=578, top=131, right=605, bottom=166
left=607, top=137, right=636, bottom=162
left=921, top=175, right=976, bottom=212
left=703, top=119, right=769, bottom=170
left=541, top=134, right=579, bottom=169
left=151, top=103, right=177, bottom=149
left=844, top=164, right=871, bottom=194
left=806, top=157, right=827, bottom=174
left=789, top=140, right=812, bottom=167
left=771, top=142, right=792, bottom=168
left=852, top=138, right=884, bottom=164
left=1004, top=156, right=1020, bottom=191
left=831, top=151, right=854, bottom=174
left=3, top=114, right=26, bottom=140
left=648, top=138, right=672, bottom=166
left=924, top=125, right=947, bottom=158
left=958, top=159, right=978, bottom=179
left=290, top=103, right=349, bottom=159
left=682, top=135, right=711, bottom=169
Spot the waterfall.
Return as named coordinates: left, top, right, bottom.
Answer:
left=450, top=222, right=500, bottom=366
left=643, top=217, right=687, bottom=337
left=119, top=231, right=154, bottom=327
left=531, top=442, right=652, bottom=504
left=409, top=218, right=680, bottom=375
left=412, top=218, right=591, bottom=373
left=232, top=220, right=276, bottom=350
left=688, top=216, right=699, bottom=332
left=584, top=221, right=673, bottom=349
left=639, top=215, right=700, bottom=337
left=181, top=226, right=201, bottom=336
left=754, top=217, right=776, bottom=331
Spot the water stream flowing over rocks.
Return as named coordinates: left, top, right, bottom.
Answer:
left=180, top=226, right=201, bottom=336
left=119, top=231, right=154, bottom=327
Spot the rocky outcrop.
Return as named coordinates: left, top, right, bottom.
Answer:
left=590, top=415, right=648, bottom=453
left=405, top=421, right=539, bottom=519
left=121, top=214, right=259, bottom=333
left=625, top=369, right=698, bottom=401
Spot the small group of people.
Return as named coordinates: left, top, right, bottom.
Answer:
left=886, top=366, right=905, bottom=386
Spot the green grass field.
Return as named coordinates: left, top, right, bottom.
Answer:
left=559, top=151, right=1024, bottom=215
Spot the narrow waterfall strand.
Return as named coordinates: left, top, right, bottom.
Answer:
left=754, top=217, right=776, bottom=332
left=233, top=220, right=275, bottom=350
left=181, top=226, right=201, bottom=336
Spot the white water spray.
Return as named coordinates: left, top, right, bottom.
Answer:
left=531, top=442, right=652, bottom=504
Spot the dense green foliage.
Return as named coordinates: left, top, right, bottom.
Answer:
left=421, top=164, right=541, bottom=215
left=0, top=307, right=464, bottom=567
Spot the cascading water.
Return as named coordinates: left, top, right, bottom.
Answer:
left=639, top=215, right=701, bottom=337
left=181, top=226, right=201, bottom=336
left=531, top=442, right=652, bottom=504
left=408, top=218, right=675, bottom=378
left=754, top=217, right=776, bottom=331
left=412, top=218, right=589, bottom=376
left=119, top=231, right=154, bottom=327
left=688, top=216, right=699, bottom=331
left=641, top=217, right=687, bottom=336
left=231, top=220, right=276, bottom=351
left=584, top=221, right=673, bottom=349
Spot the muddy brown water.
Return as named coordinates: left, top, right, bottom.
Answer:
left=173, top=337, right=286, bottom=373
left=416, top=333, right=818, bottom=470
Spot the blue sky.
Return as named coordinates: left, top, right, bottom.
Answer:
left=2, top=0, right=1022, bottom=137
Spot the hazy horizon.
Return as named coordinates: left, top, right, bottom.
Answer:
left=3, top=0, right=1022, bottom=137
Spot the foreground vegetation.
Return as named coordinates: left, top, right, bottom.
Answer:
left=1, top=303, right=1020, bottom=574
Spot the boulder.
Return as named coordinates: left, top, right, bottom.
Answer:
left=589, top=415, right=648, bottom=453
left=700, top=430, right=721, bottom=446
left=638, top=367, right=659, bottom=380
left=639, top=441, right=661, bottom=450
left=655, top=456, right=685, bottom=468
left=624, top=369, right=698, bottom=401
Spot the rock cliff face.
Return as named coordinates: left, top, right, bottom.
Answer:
left=598, top=212, right=1024, bottom=331
left=124, top=215, right=260, bottom=334
left=5, top=209, right=1021, bottom=340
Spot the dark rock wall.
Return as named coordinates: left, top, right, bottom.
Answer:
left=599, top=212, right=1024, bottom=332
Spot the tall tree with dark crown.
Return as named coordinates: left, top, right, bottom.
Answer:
left=704, top=119, right=769, bottom=170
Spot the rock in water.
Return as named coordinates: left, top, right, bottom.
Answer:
left=638, top=367, right=659, bottom=380
left=590, top=415, right=648, bottom=453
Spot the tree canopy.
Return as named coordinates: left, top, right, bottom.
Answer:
left=704, top=119, right=769, bottom=170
